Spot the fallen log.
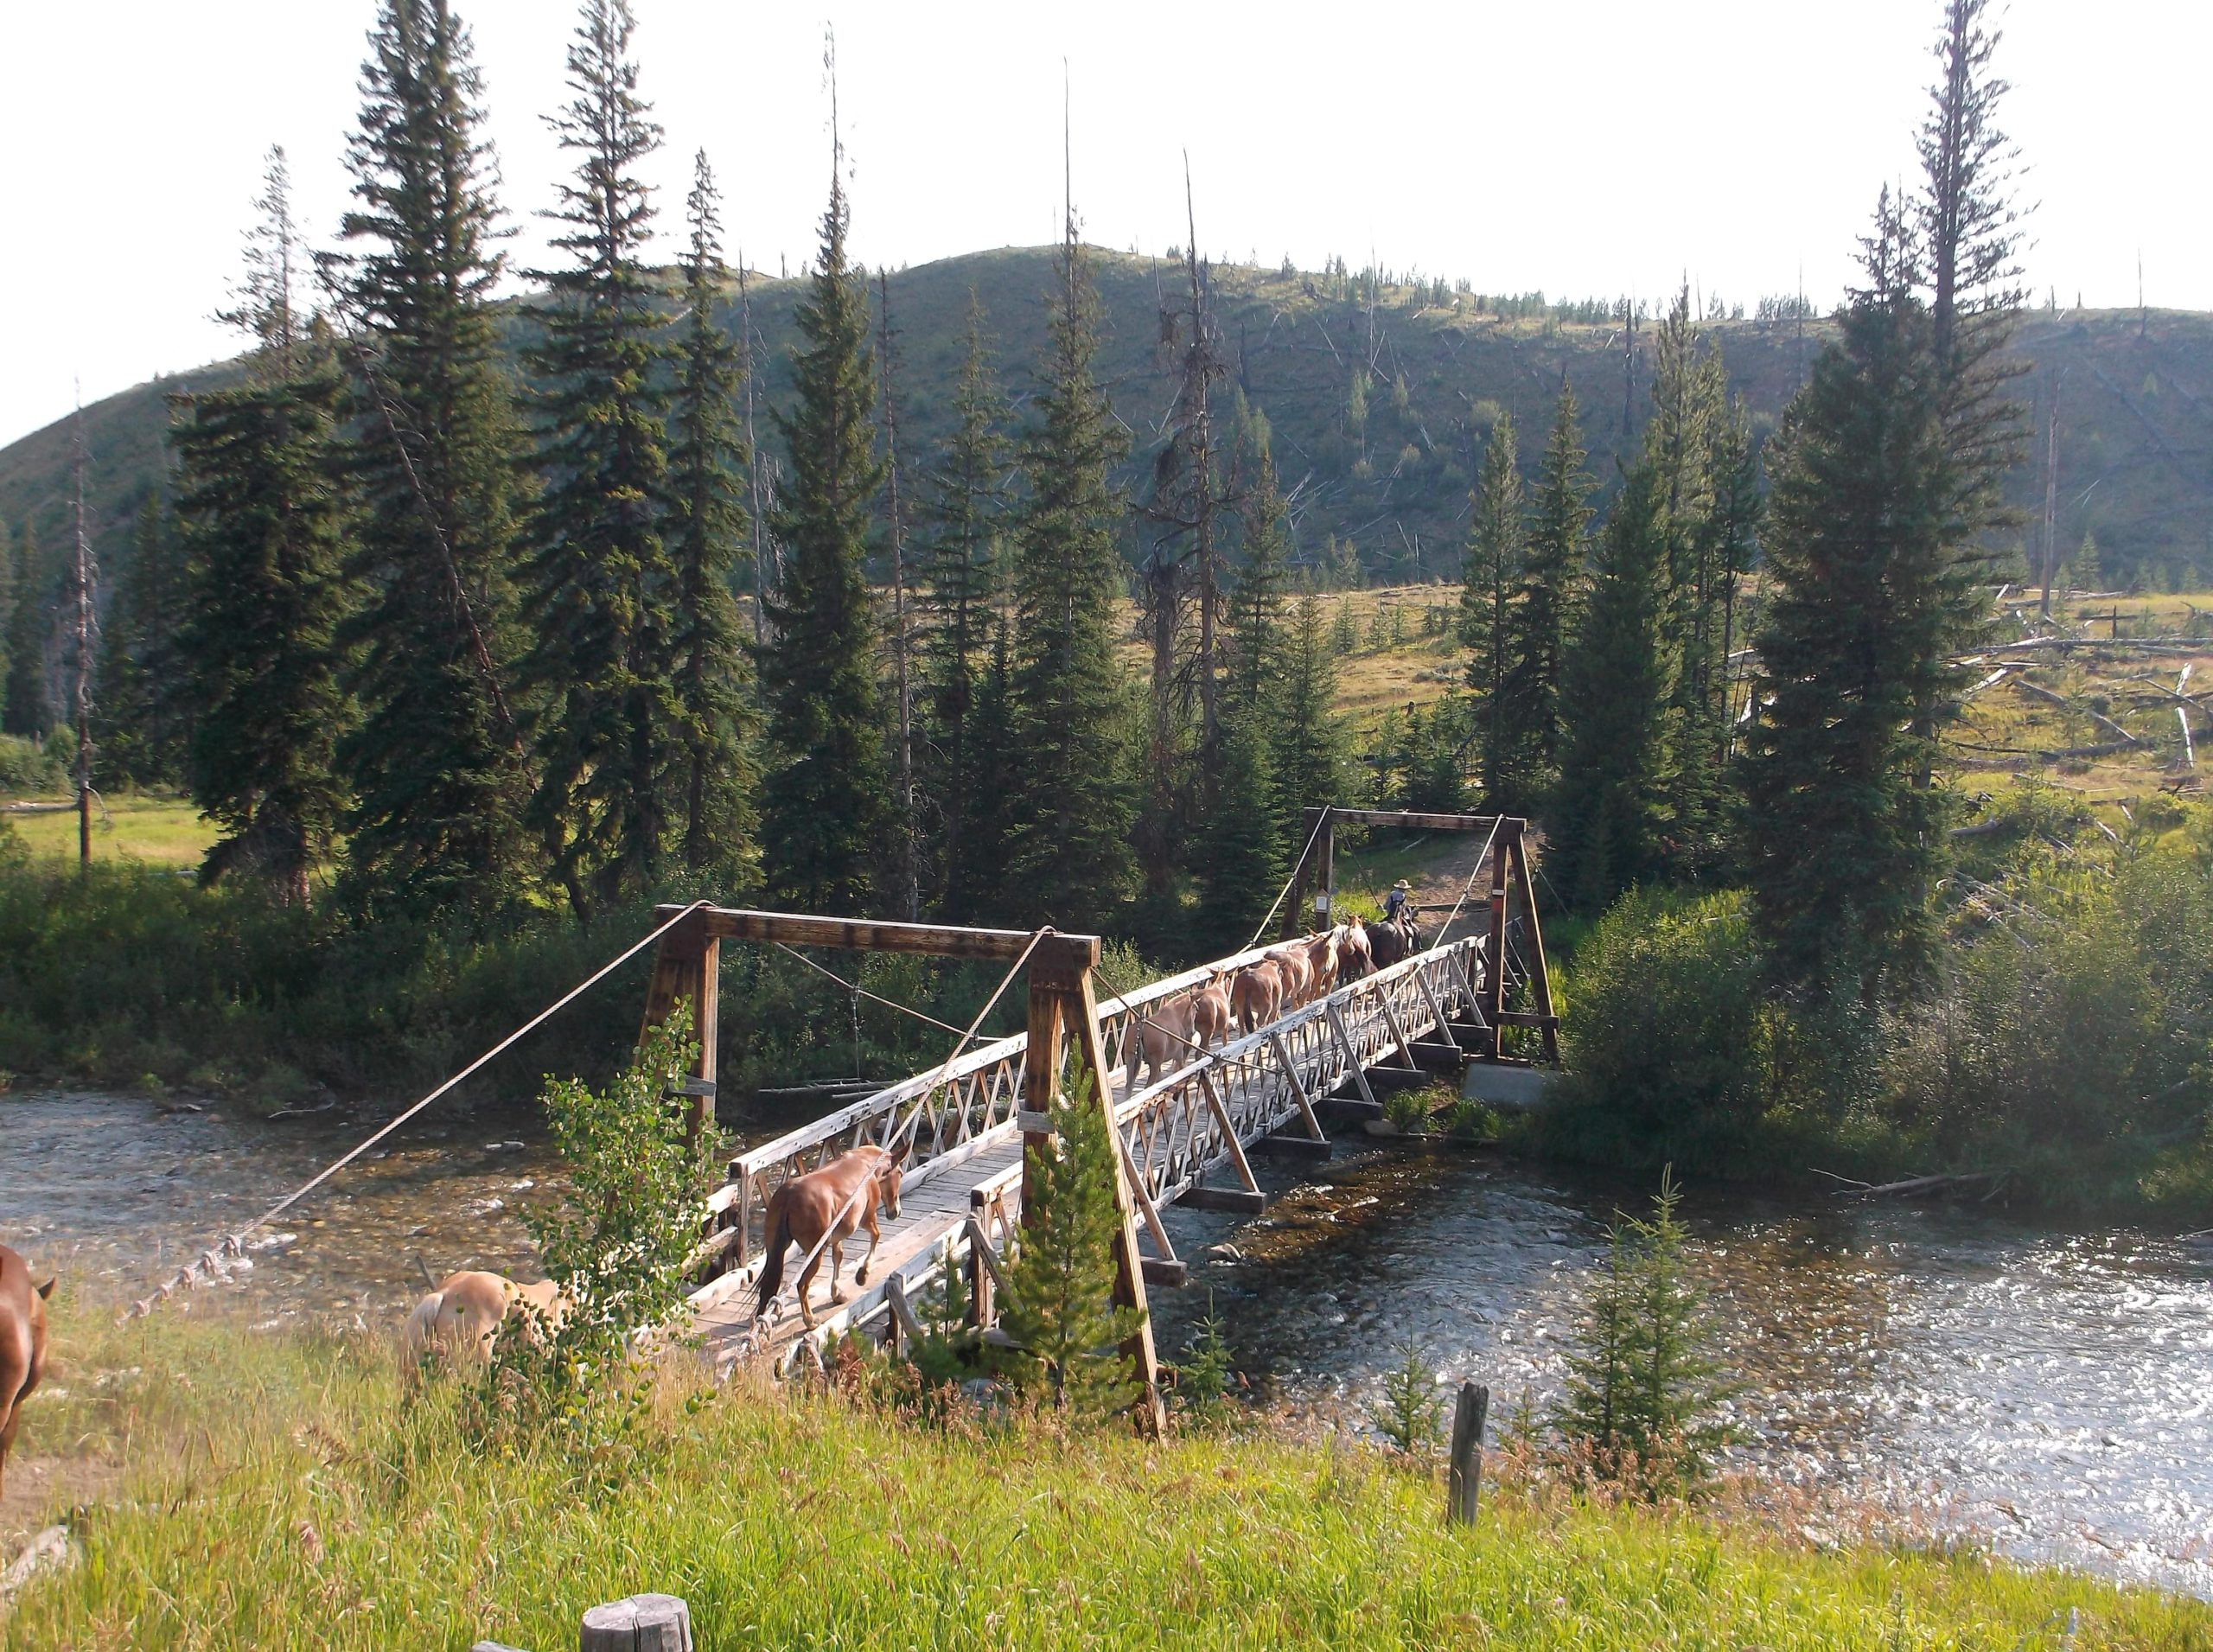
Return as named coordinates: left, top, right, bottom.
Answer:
left=1845, top=1170, right=2002, bottom=1200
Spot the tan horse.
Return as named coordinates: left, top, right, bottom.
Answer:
left=0, top=1244, right=52, bottom=1499
left=1266, top=941, right=1313, bottom=1008
left=1190, top=971, right=1234, bottom=1049
left=754, top=1144, right=907, bottom=1330
left=1328, top=922, right=1371, bottom=985
left=401, top=1269, right=566, bottom=1379
left=1231, top=958, right=1285, bottom=1035
left=1301, top=928, right=1344, bottom=1000
left=1126, top=988, right=1202, bottom=1089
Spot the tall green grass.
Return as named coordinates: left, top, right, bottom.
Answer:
left=5, top=1310, right=2206, bottom=1649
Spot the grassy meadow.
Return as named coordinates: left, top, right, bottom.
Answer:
left=4, top=1302, right=2208, bottom=1650
left=2, top=794, right=212, bottom=868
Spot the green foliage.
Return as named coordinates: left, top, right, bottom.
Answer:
left=666, top=150, right=758, bottom=885
left=21, top=1310, right=2207, bottom=1652
left=1226, top=445, right=1291, bottom=718
left=1444, top=1096, right=1500, bottom=1141
left=1192, top=705, right=1285, bottom=955
left=1365, top=1332, right=1445, bottom=1455
left=331, top=0, right=533, bottom=925
left=1494, top=377, right=1591, bottom=810
left=1461, top=411, right=1523, bottom=807
left=1553, top=462, right=1680, bottom=910
left=1173, top=1295, right=1238, bottom=1432
left=917, top=293, right=1011, bottom=920
left=3, top=520, right=50, bottom=740
left=1740, top=204, right=1955, bottom=1001
left=487, top=1005, right=715, bottom=1440
left=518, top=0, right=685, bottom=920
left=169, top=323, right=354, bottom=902
left=1545, top=890, right=1775, bottom=1173
left=906, top=1251, right=980, bottom=1395
left=999, top=232, right=1139, bottom=930
left=758, top=178, right=891, bottom=915
left=998, top=1065, right=1145, bottom=1423
left=1551, top=1170, right=1735, bottom=1496
left=97, top=494, right=189, bottom=788
left=1272, top=590, right=1350, bottom=824
left=1382, top=1086, right=1433, bottom=1134
left=0, top=732, right=64, bottom=795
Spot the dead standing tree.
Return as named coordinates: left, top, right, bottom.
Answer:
left=1134, top=158, right=1239, bottom=896
left=878, top=270, right=921, bottom=921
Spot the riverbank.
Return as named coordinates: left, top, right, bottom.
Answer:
left=6, top=1309, right=2208, bottom=1649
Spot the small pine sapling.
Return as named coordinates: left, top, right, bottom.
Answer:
left=1366, top=1331, right=1445, bottom=1456
left=1173, top=1294, right=1237, bottom=1432
left=998, top=1064, right=1146, bottom=1424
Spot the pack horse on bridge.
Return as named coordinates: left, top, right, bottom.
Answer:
left=638, top=809, right=1557, bottom=1426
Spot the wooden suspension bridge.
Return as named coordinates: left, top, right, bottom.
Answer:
left=635, top=810, right=1557, bottom=1426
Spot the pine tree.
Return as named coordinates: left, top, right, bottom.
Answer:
left=1551, top=1170, right=1732, bottom=1495
left=0, top=520, right=12, bottom=717
left=1193, top=705, right=1284, bottom=955
left=666, top=150, right=757, bottom=885
left=170, top=150, right=355, bottom=902
left=1553, top=462, right=1680, bottom=910
left=957, top=615, right=1019, bottom=924
left=757, top=175, right=891, bottom=914
left=329, top=0, right=532, bottom=922
left=1460, top=414, right=1523, bottom=809
left=1000, top=1066, right=1145, bottom=1424
left=1916, top=0, right=2025, bottom=763
left=96, top=494, right=189, bottom=788
left=2071, top=529, right=2101, bottom=593
left=1271, top=588, right=1349, bottom=831
left=2, top=524, right=48, bottom=742
left=1496, top=378, right=1592, bottom=811
left=1739, top=198, right=1954, bottom=999
left=1001, top=221, right=1138, bottom=931
left=1226, top=443, right=1291, bottom=717
left=916, top=293, right=1011, bottom=918
left=519, top=0, right=682, bottom=921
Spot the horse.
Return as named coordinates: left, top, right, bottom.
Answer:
left=1265, top=941, right=1313, bottom=1008
left=1302, top=928, right=1345, bottom=998
left=1364, top=911, right=1424, bottom=970
left=401, top=1269, right=566, bottom=1380
left=1231, top=959, right=1285, bottom=1035
left=0, top=1244, right=53, bottom=1500
left=1330, top=922, right=1373, bottom=983
left=754, top=1143, right=908, bottom=1331
left=1189, top=971, right=1234, bottom=1049
left=1126, top=987, right=1202, bottom=1089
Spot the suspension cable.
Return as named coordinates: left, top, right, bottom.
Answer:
left=1428, top=817, right=1504, bottom=948
left=771, top=941, right=966, bottom=1037
left=1244, top=807, right=1335, bottom=950
left=123, top=900, right=714, bottom=1321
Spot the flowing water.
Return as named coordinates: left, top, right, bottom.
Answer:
left=4, top=1090, right=2210, bottom=1596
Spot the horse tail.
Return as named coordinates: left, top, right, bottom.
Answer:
left=754, top=1188, right=792, bottom=1317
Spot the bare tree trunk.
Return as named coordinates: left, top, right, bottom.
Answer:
left=70, top=404, right=96, bottom=871
left=2039, top=370, right=2059, bottom=620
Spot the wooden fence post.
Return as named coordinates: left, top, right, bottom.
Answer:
left=1446, top=1381, right=1489, bottom=1526
left=580, top=1591, right=693, bottom=1650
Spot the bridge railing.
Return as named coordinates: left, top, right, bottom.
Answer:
left=695, top=941, right=1298, bottom=1283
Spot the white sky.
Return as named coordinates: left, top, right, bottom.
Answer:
left=2, top=0, right=2204, bottom=450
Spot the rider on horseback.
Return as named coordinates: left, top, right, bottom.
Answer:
left=1383, top=880, right=1412, bottom=924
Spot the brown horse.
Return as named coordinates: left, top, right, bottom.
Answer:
left=1190, top=971, right=1234, bottom=1049
left=1231, top=958, right=1285, bottom=1034
left=400, top=1270, right=566, bottom=1380
left=1266, top=941, right=1314, bottom=1008
left=754, top=1144, right=908, bottom=1330
left=0, top=1243, right=53, bottom=1498
left=1364, top=912, right=1423, bottom=969
left=1330, top=922, right=1373, bottom=983
left=1126, top=987, right=1203, bottom=1089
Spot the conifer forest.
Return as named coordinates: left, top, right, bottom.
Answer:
left=0, top=0, right=2206, bottom=1218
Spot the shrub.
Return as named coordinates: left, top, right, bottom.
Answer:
left=1551, top=1169, right=1735, bottom=1496
left=1366, top=1332, right=1445, bottom=1456
left=0, top=734, right=65, bottom=795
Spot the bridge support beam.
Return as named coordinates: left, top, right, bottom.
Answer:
left=640, top=906, right=721, bottom=1146
left=1021, top=941, right=1166, bottom=1434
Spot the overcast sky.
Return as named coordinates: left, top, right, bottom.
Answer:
left=2, top=0, right=2203, bottom=450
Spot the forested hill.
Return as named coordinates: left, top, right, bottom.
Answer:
left=5, top=245, right=2212, bottom=594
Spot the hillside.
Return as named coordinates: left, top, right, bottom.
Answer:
left=4, top=248, right=2212, bottom=606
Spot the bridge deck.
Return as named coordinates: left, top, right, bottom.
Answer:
left=685, top=934, right=1502, bottom=1371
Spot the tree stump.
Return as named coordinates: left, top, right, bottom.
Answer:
left=1446, top=1381, right=1489, bottom=1526
left=579, top=1593, right=693, bottom=1652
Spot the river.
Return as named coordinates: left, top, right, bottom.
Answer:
left=4, top=1090, right=2210, bottom=1597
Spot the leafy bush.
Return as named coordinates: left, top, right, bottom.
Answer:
left=0, top=734, right=65, bottom=794
left=1543, top=890, right=1776, bottom=1172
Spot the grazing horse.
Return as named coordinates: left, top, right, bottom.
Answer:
left=754, top=1144, right=908, bottom=1330
left=1231, top=959, right=1285, bottom=1035
left=1364, top=912, right=1423, bottom=970
left=0, top=1244, right=53, bottom=1499
left=401, top=1270, right=566, bottom=1379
